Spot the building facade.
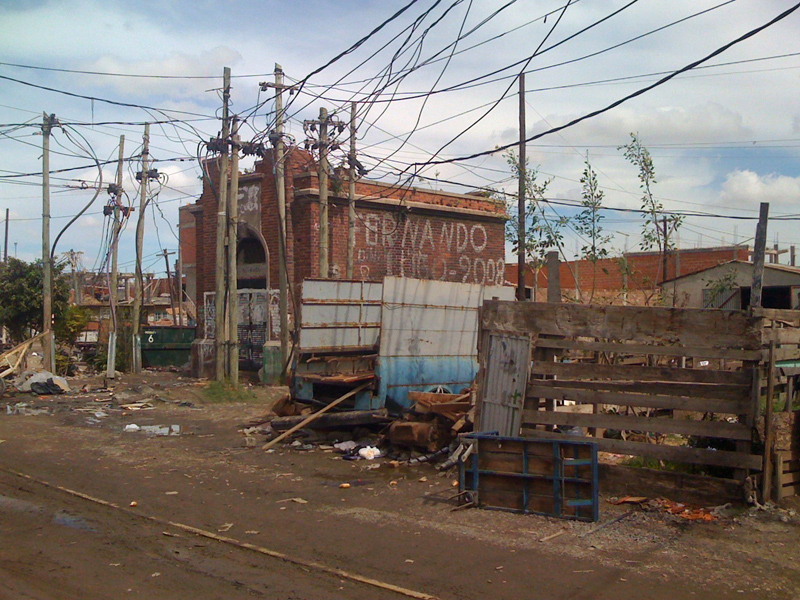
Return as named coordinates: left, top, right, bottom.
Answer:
left=189, top=150, right=507, bottom=336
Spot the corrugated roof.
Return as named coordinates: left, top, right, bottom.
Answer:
left=661, top=259, right=800, bottom=284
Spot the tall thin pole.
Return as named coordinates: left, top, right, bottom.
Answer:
left=3, top=208, right=8, bottom=263
left=107, top=135, right=124, bottom=378
left=661, top=216, right=669, bottom=283
left=163, top=249, right=176, bottom=326
left=227, top=132, right=240, bottom=385
left=215, top=67, right=231, bottom=381
left=318, top=107, right=329, bottom=278
left=751, top=202, right=769, bottom=311
left=42, top=113, right=55, bottom=372
left=131, top=123, right=150, bottom=373
left=274, top=64, right=290, bottom=375
left=347, top=102, right=357, bottom=279
left=516, top=74, right=526, bottom=302
left=176, top=236, right=184, bottom=328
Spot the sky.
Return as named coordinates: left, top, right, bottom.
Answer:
left=2, top=0, right=800, bottom=277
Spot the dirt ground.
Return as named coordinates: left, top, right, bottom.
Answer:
left=1, top=371, right=799, bottom=600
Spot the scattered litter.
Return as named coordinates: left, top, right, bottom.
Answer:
left=334, top=440, right=359, bottom=452
left=389, top=481, right=398, bottom=486
left=649, top=498, right=717, bottom=522
left=276, top=497, right=308, bottom=504
left=217, top=523, right=233, bottom=532
left=129, top=501, right=138, bottom=507
left=165, top=491, right=179, bottom=496
left=418, top=477, right=428, bottom=483
left=339, top=483, right=351, bottom=489
left=119, top=402, right=155, bottom=411
left=495, top=566, right=504, bottom=571
left=123, top=424, right=141, bottom=433
left=151, top=572, right=160, bottom=578
left=162, top=531, right=179, bottom=537
left=357, top=446, right=381, bottom=460
left=539, top=530, right=567, bottom=543
left=405, top=559, right=414, bottom=564
left=140, top=425, right=181, bottom=436
left=17, top=371, right=70, bottom=393
left=609, top=496, right=648, bottom=505
left=451, top=480, right=459, bottom=487
left=245, top=530, right=259, bottom=535
left=6, top=403, right=51, bottom=416
left=109, top=563, right=121, bottom=567
left=93, top=411, right=108, bottom=419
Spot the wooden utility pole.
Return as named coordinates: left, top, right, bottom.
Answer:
left=750, top=202, right=769, bottom=310
left=131, top=123, right=150, bottom=373
left=347, top=101, right=357, bottom=279
left=517, top=74, right=526, bottom=302
left=214, top=67, right=231, bottom=381
left=3, top=207, right=8, bottom=263
left=318, top=107, right=330, bottom=278
left=271, top=64, right=291, bottom=374
left=227, top=133, right=240, bottom=385
left=107, top=135, right=124, bottom=378
left=661, top=216, right=669, bottom=283
left=176, top=240, right=184, bottom=328
left=162, top=249, right=177, bottom=326
left=42, top=113, right=55, bottom=372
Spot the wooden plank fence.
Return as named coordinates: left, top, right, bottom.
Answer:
left=478, top=301, right=764, bottom=480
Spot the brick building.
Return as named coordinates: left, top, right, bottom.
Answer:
left=505, top=245, right=751, bottom=303
left=187, top=149, right=507, bottom=336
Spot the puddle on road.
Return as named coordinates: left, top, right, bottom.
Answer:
left=0, top=494, right=97, bottom=532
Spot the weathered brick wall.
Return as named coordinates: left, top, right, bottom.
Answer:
left=506, top=246, right=750, bottom=293
left=191, top=152, right=508, bottom=335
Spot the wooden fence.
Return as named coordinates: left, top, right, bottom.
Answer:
left=477, top=302, right=765, bottom=482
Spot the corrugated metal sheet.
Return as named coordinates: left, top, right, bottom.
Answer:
left=702, top=287, right=742, bottom=310
left=477, top=333, right=531, bottom=436
left=378, top=277, right=515, bottom=408
left=298, top=280, right=382, bottom=352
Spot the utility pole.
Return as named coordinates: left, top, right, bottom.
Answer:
left=517, top=74, right=526, bottom=302
left=272, top=64, right=291, bottom=374
left=347, top=101, right=357, bottom=279
left=318, top=107, right=330, bottom=278
left=107, top=135, right=125, bottom=378
left=214, top=67, right=231, bottom=382
left=227, top=132, right=240, bottom=385
left=176, top=240, right=184, bottom=328
left=42, top=113, right=55, bottom=372
left=3, top=207, right=8, bottom=263
left=661, top=216, right=669, bottom=283
left=162, top=249, right=177, bottom=326
left=131, top=123, right=150, bottom=373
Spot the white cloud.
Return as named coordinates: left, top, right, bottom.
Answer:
left=719, top=169, right=800, bottom=210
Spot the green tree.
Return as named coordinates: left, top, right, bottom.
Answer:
left=0, top=258, right=70, bottom=343
left=503, top=151, right=569, bottom=282
left=574, top=158, right=612, bottom=301
left=618, top=133, right=682, bottom=264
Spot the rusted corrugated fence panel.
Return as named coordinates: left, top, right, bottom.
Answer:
left=476, top=333, right=531, bottom=436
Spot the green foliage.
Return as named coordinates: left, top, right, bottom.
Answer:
left=618, top=133, right=682, bottom=254
left=201, top=381, right=257, bottom=403
left=54, top=305, right=89, bottom=347
left=502, top=150, right=566, bottom=269
left=574, top=158, right=612, bottom=301
left=0, top=257, right=69, bottom=343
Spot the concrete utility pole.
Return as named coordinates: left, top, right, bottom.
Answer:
left=176, top=240, right=184, bottom=328
left=227, top=132, right=240, bottom=385
left=107, top=135, right=125, bottom=378
left=272, top=64, right=291, bottom=374
left=517, top=74, right=526, bottom=302
left=661, top=216, right=670, bottom=283
left=42, top=113, right=56, bottom=372
left=347, top=101, right=357, bottom=279
left=318, top=107, right=330, bottom=278
left=214, top=66, right=231, bottom=382
left=131, top=123, right=150, bottom=373
left=3, top=207, right=8, bottom=263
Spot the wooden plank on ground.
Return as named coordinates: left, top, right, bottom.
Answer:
left=522, top=409, right=751, bottom=441
left=526, top=383, right=751, bottom=415
left=534, top=338, right=761, bottom=361
left=526, top=379, right=750, bottom=401
left=518, top=428, right=762, bottom=470
left=530, top=361, right=751, bottom=385
left=481, top=301, right=761, bottom=350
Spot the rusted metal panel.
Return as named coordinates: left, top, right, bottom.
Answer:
left=298, top=280, right=382, bottom=352
left=477, top=333, right=531, bottom=436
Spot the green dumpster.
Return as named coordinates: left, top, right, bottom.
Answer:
left=141, top=327, right=196, bottom=368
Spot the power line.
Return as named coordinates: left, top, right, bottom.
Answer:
left=404, top=2, right=800, bottom=171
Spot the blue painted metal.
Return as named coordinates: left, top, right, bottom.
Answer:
left=377, top=355, right=477, bottom=410
left=458, top=432, right=599, bottom=522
